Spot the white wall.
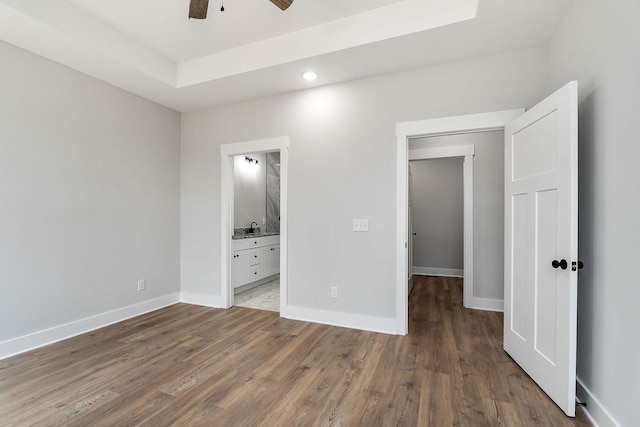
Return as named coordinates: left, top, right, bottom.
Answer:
left=411, top=131, right=505, bottom=301
left=0, top=41, right=181, bottom=355
left=548, top=1, right=640, bottom=425
left=180, top=47, right=549, bottom=323
left=410, top=158, right=464, bottom=272
left=233, top=153, right=266, bottom=229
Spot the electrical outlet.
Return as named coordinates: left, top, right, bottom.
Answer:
left=331, top=286, right=338, bottom=298
left=137, top=279, right=146, bottom=291
left=353, top=219, right=369, bottom=232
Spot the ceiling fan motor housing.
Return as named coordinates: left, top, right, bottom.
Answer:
left=189, top=0, right=293, bottom=18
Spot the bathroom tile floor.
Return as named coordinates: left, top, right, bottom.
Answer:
left=234, top=278, right=279, bottom=312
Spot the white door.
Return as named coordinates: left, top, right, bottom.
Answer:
left=504, top=81, right=578, bottom=417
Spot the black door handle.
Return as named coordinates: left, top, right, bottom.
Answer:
left=552, top=259, right=568, bottom=270
left=572, top=261, right=585, bottom=271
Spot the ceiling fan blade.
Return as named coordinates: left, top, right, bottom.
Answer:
left=270, top=0, right=294, bottom=11
left=189, top=0, right=209, bottom=19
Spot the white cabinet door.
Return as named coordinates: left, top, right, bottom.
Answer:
left=504, top=81, right=578, bottom=417
left=259, top=246, right=273, bottom=278
left=259, top=245, right=280, bottom=278
left=233, top=251, right=252, bottom=288
left=270, top=245, right=280, bottom=274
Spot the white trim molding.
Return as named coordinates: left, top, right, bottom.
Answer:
left=413, top=267, right=464, bottom=277
left=285, top=306, right=396, bottom=335
left=470, top=297, right=504, bottom=312
left=396, top=109, right=524, bottom=335
left=576, top=379, right=620, bottom=427
left=409, top=144, right=474, bottom=160
left=0, top=293, right=180, bottom=360
left=180, top=292, right=225, bottom=308
left=396, top=109, right=523, bottom=138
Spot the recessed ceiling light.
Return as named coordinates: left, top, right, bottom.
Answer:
left=302, top=71, right=318, bottom=81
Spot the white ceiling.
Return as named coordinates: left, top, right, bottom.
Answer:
left=0, top=0, right=572, bottom=112
left=65, top=0, right=408, bottom=62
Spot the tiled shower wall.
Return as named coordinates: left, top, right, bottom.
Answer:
left=266, top=152, right=280, bottom=233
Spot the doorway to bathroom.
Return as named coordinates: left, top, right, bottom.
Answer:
left=220, top=136, right=289, bottom=316
left=232, top=151, right=281, bottom=312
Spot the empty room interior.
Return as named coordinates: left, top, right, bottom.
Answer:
left=1, top=0, right=638, bottom=425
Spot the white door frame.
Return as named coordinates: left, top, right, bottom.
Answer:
left=409, top=144, right=474, bottom=306
left=395, top=110, right=523, bottom=335
left=221, top=136, right=289, bottom=316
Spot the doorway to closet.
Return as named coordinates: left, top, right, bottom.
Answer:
left=395, top=109, right=524, bottom=335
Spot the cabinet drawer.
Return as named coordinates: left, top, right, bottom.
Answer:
left=249, top=265, right=260, bottom=280
left=233, top=235, right=280, bottom=251
left=249, top=250, right=260, bottom=266
left=234, top=239, right=262, bottom=251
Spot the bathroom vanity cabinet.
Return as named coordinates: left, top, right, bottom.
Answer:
left=233, top=235, right=280, bottom=289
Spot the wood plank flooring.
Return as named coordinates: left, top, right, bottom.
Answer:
left=0, top=276, right=592, bottom=426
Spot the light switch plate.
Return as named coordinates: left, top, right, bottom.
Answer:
left=353, top=219, right=368, bottom=232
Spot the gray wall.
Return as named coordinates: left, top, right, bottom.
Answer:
left=0, top=41, right=181, bottom=343
left=4, top=4, right=636, bottom=422
left=181, top=47, right=549, bottom=319
left=410, top=158, right=464, bottom=272
left=548, top=0, right=640, bottom=425
left=410, top=131, right=505, bottom=301
left=233, top=153, right=266, bottom=229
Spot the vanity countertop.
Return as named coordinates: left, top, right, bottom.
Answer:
left=232, top=232, right=280, bottom=240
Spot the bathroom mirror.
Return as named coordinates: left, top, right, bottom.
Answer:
left=233, top=151, right=280, bottom=235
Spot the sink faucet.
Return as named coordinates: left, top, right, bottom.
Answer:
left=249, top=221, right=258, bottom=233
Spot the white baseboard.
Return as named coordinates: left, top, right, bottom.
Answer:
left=413, top=267, right=464, bottom=277
left=180, top=292, right=226, bottom=308
left=576, top=378, right=620, bottom=427
left=0, top=293, right=180, bottom=360
left=470, top=297, right=504, bottom=312
left=285, top=305, right=397, bottom=335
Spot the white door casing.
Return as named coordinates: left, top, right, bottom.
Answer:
left=504, top=81, right=578, bottom=416
left=396, top=109, right=523, bottom=335
left=408, top=165, right=415, bottom=296
left=409, top=144, right=474, bottom=307
left=221, top=136, right=289, bottom=315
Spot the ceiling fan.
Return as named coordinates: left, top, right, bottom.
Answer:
left=189, top=0, right=294, bottom=19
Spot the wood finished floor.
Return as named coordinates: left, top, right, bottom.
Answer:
left=0, top=276, right=592, bottom=426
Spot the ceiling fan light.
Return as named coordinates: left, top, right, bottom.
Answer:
left=302, top=71, right=318, bottom=81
